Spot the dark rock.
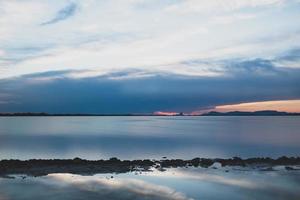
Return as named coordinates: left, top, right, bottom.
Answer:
left=0, top=156, right=299, bottom=178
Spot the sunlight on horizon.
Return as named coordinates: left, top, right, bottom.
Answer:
left=213, top=100, right=300, bottom=113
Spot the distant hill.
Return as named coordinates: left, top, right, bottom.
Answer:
left=201, top=110, right=300, bottom=116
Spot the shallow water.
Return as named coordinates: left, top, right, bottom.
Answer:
left=0, top=116, right=300, bottom=159
left=1, top=167, right=300, bottom=200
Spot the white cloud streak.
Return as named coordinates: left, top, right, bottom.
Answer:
left=0, top=0, right=300, bottom=79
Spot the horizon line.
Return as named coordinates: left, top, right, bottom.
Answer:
left=1, top=110, right=300, bottom=117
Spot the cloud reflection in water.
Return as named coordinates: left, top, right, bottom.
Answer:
left=1, top=168, right=300, bottom=200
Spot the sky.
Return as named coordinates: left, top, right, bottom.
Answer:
left=0, top=0, right=300, bottom=114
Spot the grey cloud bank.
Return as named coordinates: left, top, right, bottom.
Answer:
left=0, top=57, right=299, bottom=113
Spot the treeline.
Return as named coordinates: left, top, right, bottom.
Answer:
left=0, top=112, right=138, bottom=116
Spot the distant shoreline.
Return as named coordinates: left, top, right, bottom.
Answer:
left=1, top=156, right=299, bottom=178
left=0, top=110, right=300, bottom=117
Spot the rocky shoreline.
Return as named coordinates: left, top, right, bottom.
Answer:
left=1, top=156, right=300, bottom=177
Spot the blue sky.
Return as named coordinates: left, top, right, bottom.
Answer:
left=0, top=0, right=299, bottom=113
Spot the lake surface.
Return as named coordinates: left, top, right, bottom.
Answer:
left=1, top=168, right=300, bottom=200
left=0, top=116, right=300, bottom=160
left=1, top=116, right=300, bottom=200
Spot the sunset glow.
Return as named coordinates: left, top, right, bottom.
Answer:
left=154, top=111, right=180, bottom=116
left=213, top=100, right=300, bottom=113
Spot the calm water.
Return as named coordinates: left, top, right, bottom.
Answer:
left=1, top=116, right=300, bottom=200
left=1, top=168, right=300, bottom=200
left=0, top=116, right=299, bottom=160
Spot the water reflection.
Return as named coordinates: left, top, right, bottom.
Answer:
left=0, top=174, right=190, bottom=200
left=1, top=168, right=300, bottom=200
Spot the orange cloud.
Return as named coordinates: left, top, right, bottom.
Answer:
left=214, top=100, right=300, bottom=113
left=154, top=111, right=179, bottom=116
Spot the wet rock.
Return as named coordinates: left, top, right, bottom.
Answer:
left=0, top=156, right=299, bottom=178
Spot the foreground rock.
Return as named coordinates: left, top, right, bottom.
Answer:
left=0, top=156, right=299, bottom=177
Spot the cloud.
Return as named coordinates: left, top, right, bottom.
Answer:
left=273, top=48, right=300, bottom=68
left=0, top=56, right=299, bottom=113
left=212, top=100, right=300, bottom=113
left=41, top=2, right=77, bottom=25
left=165, top=0, right=286, bottom=14
left=1, top=0, right=300, bottom=79
left=0, top=0, right=299, bottom=113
